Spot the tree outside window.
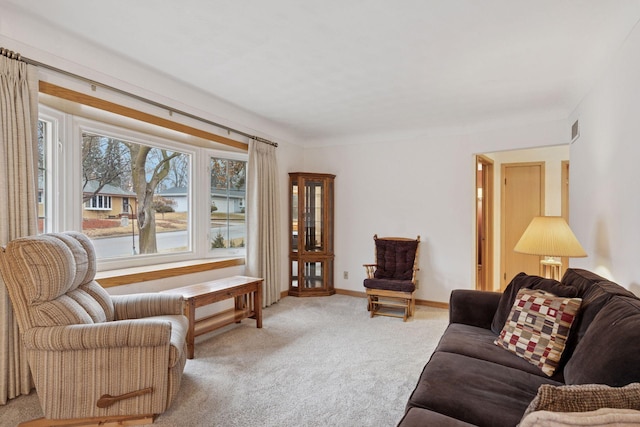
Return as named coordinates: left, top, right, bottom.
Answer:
left=81, top=131, right=190, bottom=257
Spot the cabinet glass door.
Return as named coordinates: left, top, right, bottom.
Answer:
left=291, top=260, right=298, bottom=288
left=291, top=182, right=299, bottom=252
left=304, top=179, right=324, bottom=252
left=303, top=260, right=324, bottom=288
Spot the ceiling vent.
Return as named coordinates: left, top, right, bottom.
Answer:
left=571, top=119, right=580, bottom=143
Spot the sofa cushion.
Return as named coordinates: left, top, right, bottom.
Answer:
left=406, top=351, right=562, bottom=427
left=564, top=296, right=640, bottom=386
left=398, top=407, right=477, bottom=427
left=523, top=383, right=640, bottom=416
left=494, top=289, right=581, bottom=376
left=558, top=268, right=637, bottom=367
left=491, top=272, right=578, bottom=335
left=436, top=323, right=564, bottom=381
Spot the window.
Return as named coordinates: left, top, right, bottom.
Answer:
left=37, top=116, right=57, bottom=234
left=209, top=155, right=247, bottom=256
left=37, top=119, right=48, bottom=233
left=79, top=128, right=191, bottom=260
left=38, top=104, right=246, bottom=271
left=84, top=195, right=112, bottom=210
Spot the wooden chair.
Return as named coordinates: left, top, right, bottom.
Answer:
left=363, top=235, right=420, bottom=321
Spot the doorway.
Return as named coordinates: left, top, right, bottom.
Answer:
left=475, top=156, right=494, bottom=291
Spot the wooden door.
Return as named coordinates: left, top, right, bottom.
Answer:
left=500, top=162, right=545, bottom=290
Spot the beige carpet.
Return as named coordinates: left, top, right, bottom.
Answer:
left=0, top=294, right=448, bottom=427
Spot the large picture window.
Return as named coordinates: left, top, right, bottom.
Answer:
left=37, top=104, right=246, bottom=270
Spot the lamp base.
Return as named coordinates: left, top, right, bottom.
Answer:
left=540, top=258, right=562, bottom=280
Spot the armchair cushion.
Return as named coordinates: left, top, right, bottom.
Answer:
left=112, top=293, right=184, bottom=320
left=364, top=278, right=415, bottom=292
left=373, top=239, right=418, bottom=280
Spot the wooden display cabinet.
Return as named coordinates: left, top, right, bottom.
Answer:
left=289, top=172, right=335, bottom=297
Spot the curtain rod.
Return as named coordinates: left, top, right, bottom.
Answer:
left=0, top=46, right=278, bottom=148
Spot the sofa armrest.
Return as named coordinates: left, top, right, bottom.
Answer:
left=22, top=319, right=172, bottom=351
left=449, top=289, right=501, bottom=329
left=112, top=293, right=184, bottom=319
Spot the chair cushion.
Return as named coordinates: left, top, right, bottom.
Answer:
left=55, top=231, right=97, bottom=286
left=364, top=278, right=415, bottom=292
left=2, top=233, right=112, bottom=327
left=7, top=235, right=76, bottom=304
left=373, top=239, right=418, bottom=281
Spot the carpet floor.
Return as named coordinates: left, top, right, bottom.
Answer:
left=0, top=294, right=448, bottom=427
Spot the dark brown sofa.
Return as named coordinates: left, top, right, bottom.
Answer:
left=398, top=268, right=640, bottom=427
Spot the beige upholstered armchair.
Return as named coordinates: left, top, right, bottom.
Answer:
left=0, top=232, right=187, bottom=426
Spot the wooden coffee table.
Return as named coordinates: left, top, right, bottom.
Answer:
left=162, top=275, right=263, bottom=359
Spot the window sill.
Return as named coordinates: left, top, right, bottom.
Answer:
left=95, top=257, right=245, bottom=288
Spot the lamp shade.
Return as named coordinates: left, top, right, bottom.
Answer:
left=514, top=216, right=587, bottom=258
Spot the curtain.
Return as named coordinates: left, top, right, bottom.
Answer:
left=246, top=139, right=281, bottom=307
left=0, top=54, right=39, bottom=404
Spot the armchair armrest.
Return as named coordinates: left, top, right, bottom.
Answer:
left=363, top=264, right=377, bottom=279
left=449, top=289, right=501, bottom=329
left=22, top=319, right=172, bottom=351
left=112, top=292, right=183, bottom=320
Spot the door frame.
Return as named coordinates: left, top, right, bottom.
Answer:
left=560, top=160, right=570, bottom=276
left=475, top=155, right=494, bottom=291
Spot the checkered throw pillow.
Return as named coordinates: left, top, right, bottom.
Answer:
left=494, top=288, right=582, bottom=376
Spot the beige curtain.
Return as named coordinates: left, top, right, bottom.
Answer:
left=0, top=54, right=39, bottom=404
left=246, top=139, right=281, bottom=307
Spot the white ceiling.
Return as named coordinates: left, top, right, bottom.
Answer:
left=4, top=0, right=640, bottom=144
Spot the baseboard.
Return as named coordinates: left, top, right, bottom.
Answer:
left=280, top=287, right=449, bottom=309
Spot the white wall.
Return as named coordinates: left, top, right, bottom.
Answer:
left=303, top=120, right=568, bottom=304
left=569, top=19, right=640, bottom=295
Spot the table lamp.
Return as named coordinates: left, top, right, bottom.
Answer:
left=513, top=216, right=587, bottom=280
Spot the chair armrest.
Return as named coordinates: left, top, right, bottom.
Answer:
left=363, top=264, right=377, bottom=279
left=449, top=289, right=501, bottom=329
left=112, top=293, right=183, bottom=320
left=22, top=319, right=172, bottom=351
